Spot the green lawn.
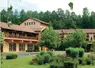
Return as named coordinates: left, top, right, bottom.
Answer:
left=2, top=55, right=95, bottom=68
left=79, top=65, right=95, bottom=68
left=2, top=56, right=49, bottom=68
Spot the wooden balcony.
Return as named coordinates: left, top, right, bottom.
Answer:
left=4, top=34, right=38, bottom=42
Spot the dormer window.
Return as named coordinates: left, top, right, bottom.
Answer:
left=24, top=22, right=35, bottom=26
left=34, top=22, right=35, bottom=25
left=24, top=23, right=26, bottom=25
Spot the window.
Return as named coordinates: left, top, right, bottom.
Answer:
left=27, top=43, right=33, bottom=50
left=24, top=23, right=26, bottom=25
left=9, top=43, right=16, bottom=51
left=31, top=22, right=33, bottom=25
left=33, top=22, right=35, bottom=25
left=30, top=22, right=35, bottom=25
left=19, top=43, right=25, bottom=51
left=27, top=22, right=28, bottom=25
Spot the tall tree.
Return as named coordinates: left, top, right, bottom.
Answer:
left=26, top=10, right=32, bottom=18
left=61, top=29, right=86, bottom=50
left=39, top=27, right=60, bottom=49
left=82, top=7, right=90, bottom=28
left=12, top=10, right=20, bottom=24
left=1, top=9, right=7, bottom=22
left=90, top=11, right=95, bottom=28
left=20, top=9, right=27, bottom=23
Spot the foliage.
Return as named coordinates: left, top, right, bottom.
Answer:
left=50, top=60, right=64, bottom=68
left=39, top=27, right=60, bottom=49
left=26, top=50, right=33, bottom=52
left=6, top=53, right=18, bottom=59
left=1, top=7, right=95, bottom=29
left=64, top=61, right=77, bottom=68
left=0, top=32, right=4, bottom=44
left=61, top=29, right=86, bottom=49
left=66, top=47, right=84, bottom=58
left=86, top=58, right=92, bottom=65
left=34, top=45, right=39, bottom=52
left=91, top=41, right=95, bottom=52
left=79, top=48, right=84, bottom=57
left=31, top=51, right=53, bottom=65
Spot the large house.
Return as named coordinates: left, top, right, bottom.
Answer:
left=0, top=17, right=48, bottom=52
left=0, top=17, right=95, bottom=52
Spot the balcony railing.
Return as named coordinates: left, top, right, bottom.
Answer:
left=5, top=34, right=38, bottom=40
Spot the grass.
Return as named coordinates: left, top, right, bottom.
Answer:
left=2, top=53, right=95, bottom=68
left=2, top=56, right=49, bottom=68
left=79, top=65, right=95, bottom=68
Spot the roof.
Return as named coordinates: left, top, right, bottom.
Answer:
left=0, top=22, right=37, bottom=34
left=56, top=29, right=95, bottom=34
left=21, top=17, right=49, bottom=25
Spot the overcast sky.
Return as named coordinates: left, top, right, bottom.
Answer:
left=0, top=0, right=95, bottom=15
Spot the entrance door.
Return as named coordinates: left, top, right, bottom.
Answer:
left=9, top=43, right=16, bottom=51
left=27, top=43, right=33, bottom=51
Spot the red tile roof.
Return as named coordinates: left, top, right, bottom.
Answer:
left=56, top=29, right=95, bottom=34
left=0, top=22, right=37, bottom=34
left=21, top=17, right=49, bottom=25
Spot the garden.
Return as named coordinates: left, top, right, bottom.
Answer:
left=1, top=28, right=95, bottom=68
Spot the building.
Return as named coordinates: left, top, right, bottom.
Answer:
left=56, top=29, right=95, bottom=41
left=0, top=17, right=48, bottom=52
left=1, top=17, right=95, bottom=52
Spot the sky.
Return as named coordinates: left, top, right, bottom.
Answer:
left=0, top=0, right=95, bottom=15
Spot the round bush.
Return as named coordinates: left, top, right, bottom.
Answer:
left=71, top=48, right=79, bottom=58
left=43, top=53, right=51, bottom=64
left=86, top=58, right=92, bottom=65
left=6, top=53, right=18, bottom=59
left=66, top=47, right=84, bottom=58
left=78, top=48, right=84, bottom=57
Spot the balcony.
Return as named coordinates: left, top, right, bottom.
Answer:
left=4, top=34, right=38, bottom=41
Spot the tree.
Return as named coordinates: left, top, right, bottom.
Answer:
left=61, top=29, right=86, bottom=49
left=20, top=9, right=27, bottom=23
left=26, top=10, right=32, bottom=18
left=39, top=27, right=60, bottom=49
left=82, top=7, right=90, bottom=28
left=12, top=10, right=20, bottom=24
left=90, top=11, right=95, bottom=28
left=1, top=9, right=7, bottom=22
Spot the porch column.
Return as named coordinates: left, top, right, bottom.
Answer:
left=25, top=43, right=27, bottom=51
left=16, top=43, right=19, bottom=52
left=3, top=41, right=9, bottom=52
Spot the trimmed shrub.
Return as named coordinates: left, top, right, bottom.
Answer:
left=29, top=58, right=38, bottom=65
left=66, top=47, right=84, bottom=58
left=86, top=58, right=92, bottom=65
left=78, top=58, right=83, bottom=64
left=47, top=51, right=53, bottom=56
left=6, top=53, right=18, bottom=59
left=88, top=54, right=95, bottom=60
left=81, top=59, right=87, bottom=65
left=64, top=61, right=77, bottom=68
left=43, top=53, right=51, bottom=64
left=71, top=48, right=79, bottom=58
left=66, top=47, right=72, bottom=56
left=31, top=51, right=53, bottom=65
left=34, top=45, right=39, bottom=52
left=36, top=55, right=44, bottom=65
left=26, top=50, right=33, bottom=52
left=50, top=60, right=64, bottom=68
left=78, top=48, right=84, bottom=57
left=39, top=51, right=46, bottom=55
